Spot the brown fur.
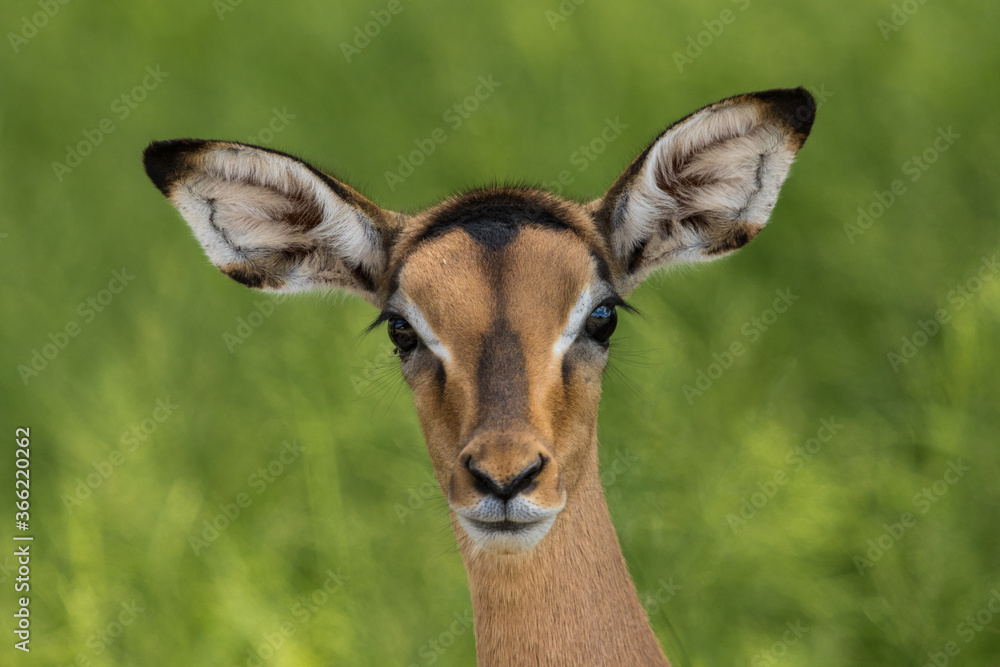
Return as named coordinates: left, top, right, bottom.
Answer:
left=394, top=211, right=665, bottom=664
left=463, top=462, right=667, bottom=666
left=143, top=87, right=816, bottom=666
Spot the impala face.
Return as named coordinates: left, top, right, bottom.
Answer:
left=143, top=88, right=815, bottom=556
left=385, top=192, right=623, bottom=553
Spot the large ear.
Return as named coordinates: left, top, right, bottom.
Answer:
left=591, top=88, right=816, bottom=293
left=143, top=140, right=404, bottom=305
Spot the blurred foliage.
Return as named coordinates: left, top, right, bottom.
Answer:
left=1, top=0, right=998, bottom=665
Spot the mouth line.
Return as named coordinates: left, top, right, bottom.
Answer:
left=466, top=518, right=541, bottom=534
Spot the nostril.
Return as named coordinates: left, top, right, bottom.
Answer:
left=466, top=457, right=504, bottom=498
left=506, top=455, right=544, bottom=498
left=466, top=454, right=546, bottom=501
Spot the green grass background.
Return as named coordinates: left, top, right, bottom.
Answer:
left=2, top=0, right=998, bottom=665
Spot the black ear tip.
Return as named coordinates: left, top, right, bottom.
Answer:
left=751, top=87, right=816, bottom=138
left=142, top=139, right=208, bottom=196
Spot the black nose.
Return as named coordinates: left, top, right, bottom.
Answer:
left=466, top=455, right=544, bottom=501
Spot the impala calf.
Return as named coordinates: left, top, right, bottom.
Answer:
left=144, top=87, right=815, bottom=665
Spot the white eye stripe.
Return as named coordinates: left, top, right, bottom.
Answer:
left=396, top=285, right=606, bottom=365
left=398, top=300, right=452, bottom=364
left=552, top=286, right=595, bottom=357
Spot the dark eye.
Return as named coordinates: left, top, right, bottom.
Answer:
left=586, top=304, right=618, bottom=344
left=387, top=317, right=419, bottom=354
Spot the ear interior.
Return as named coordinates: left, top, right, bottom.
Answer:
left=597, top=88, right=815, bottom=290
left=144, top=140, right=396, bottom=301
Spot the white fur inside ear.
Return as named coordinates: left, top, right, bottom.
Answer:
left=169, top=144, right=384, bottom=292
left=611, top=101, right=798, bottom=266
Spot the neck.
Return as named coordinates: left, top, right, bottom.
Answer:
left=455, top=452, right=669, bottom=666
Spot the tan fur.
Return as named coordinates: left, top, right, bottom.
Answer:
left=397, top=225, right=599, bottom=495
left=393, top=223, right=666, bottom=663
left=144, top=88, right=815, bottom=666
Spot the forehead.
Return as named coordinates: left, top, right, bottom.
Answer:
left=388, top=190, right=611, bottom=315
left=388, top=188, right=610, bottom=282
left=397, top=224, right=598, bottom=336
left=383, top=189, right=616, bottom=361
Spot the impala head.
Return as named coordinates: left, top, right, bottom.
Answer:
left=144, top=88, right=814, bottom=555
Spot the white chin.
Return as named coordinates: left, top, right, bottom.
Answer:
left=457, top=515, right=558, bottom=555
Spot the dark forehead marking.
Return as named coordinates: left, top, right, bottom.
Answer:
left=385, top=188, right=611, bottom=299
left=417, top=190, right=572, bottom=250
left=386, top=231, right=610, bottom=299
